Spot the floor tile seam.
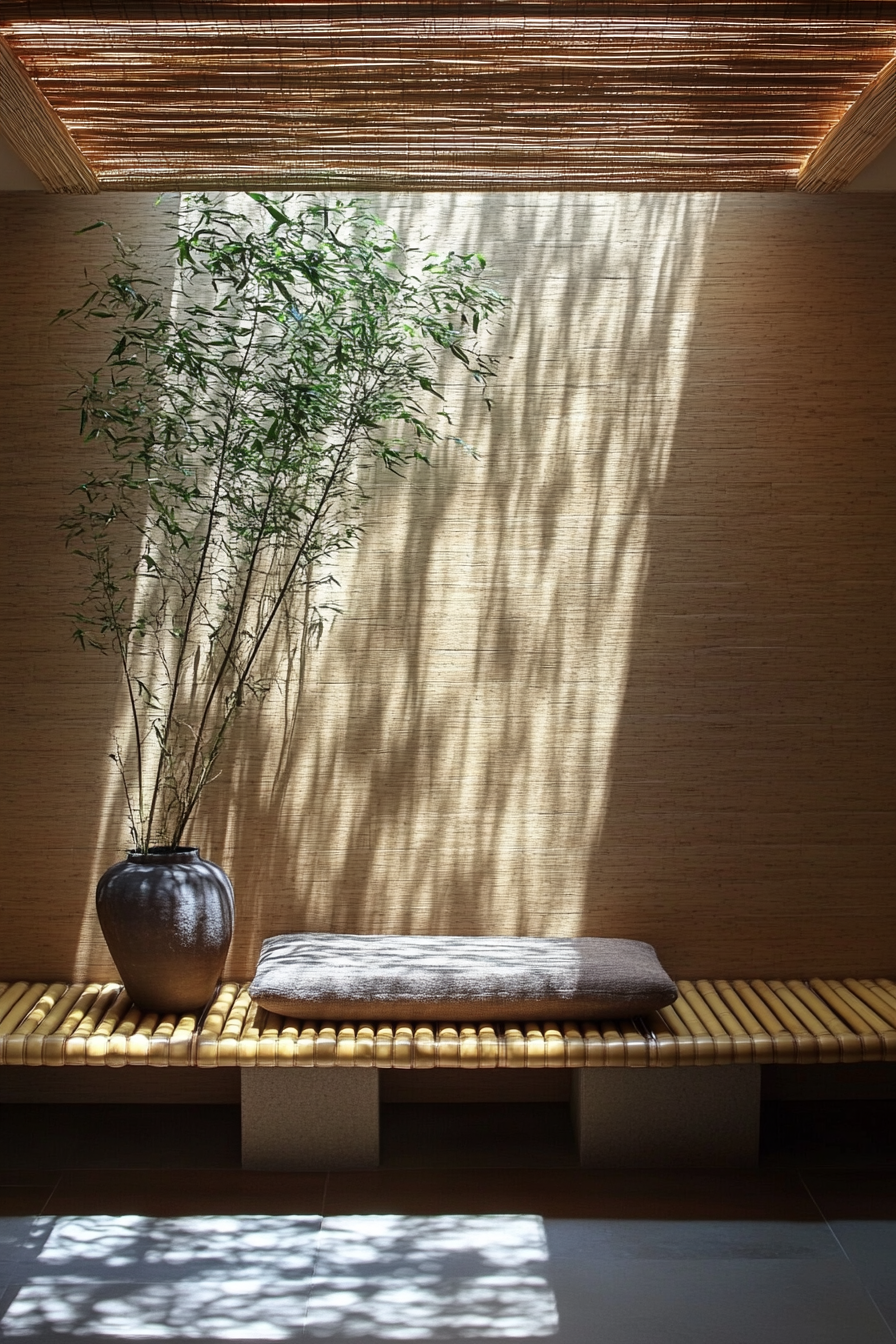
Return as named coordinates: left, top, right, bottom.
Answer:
left=798, top=1168, right=896, bottom=1342
left=37, top=1176, right=59, bottom=1219
left=300, top=1172, right=331, bottom=1339
left=797, top=1170, right=861, bottom=1264
left=850, top=1279, right=896, bottom=1341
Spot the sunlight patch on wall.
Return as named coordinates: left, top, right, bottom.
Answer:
left=75, top=191, right=720, bottom=973
left=197, top=192, right=720, bottom=949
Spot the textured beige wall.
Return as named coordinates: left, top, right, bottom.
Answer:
left=1, top=191, right=894, bottom=982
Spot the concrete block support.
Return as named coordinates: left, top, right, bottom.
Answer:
left=241, top=1068, right=379, bottom=1170
left=572, top=1065, right=761, bottom=1168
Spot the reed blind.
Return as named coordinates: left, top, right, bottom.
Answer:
left=2, top=3, right=895, bottom=189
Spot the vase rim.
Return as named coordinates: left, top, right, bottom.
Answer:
left=126, top=846, right=201, bottom=863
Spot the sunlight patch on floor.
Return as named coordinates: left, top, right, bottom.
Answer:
left=0, top=1213, right=557, bottom=1339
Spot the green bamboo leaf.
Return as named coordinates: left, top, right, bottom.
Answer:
left=58, top=190, right=506, bottom=847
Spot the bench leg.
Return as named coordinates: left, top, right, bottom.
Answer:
left=571, top=1065, right=760, bottom=1168
left=241, top=1068, right=379, bottom=1171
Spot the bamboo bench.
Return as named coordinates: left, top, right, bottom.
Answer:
left=2, top=976, right=895, bottom=1169
left=1, top=976, right=896, bottom=1069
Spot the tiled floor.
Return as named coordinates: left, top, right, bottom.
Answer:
left=0, top=1101, right=893, bottom=1342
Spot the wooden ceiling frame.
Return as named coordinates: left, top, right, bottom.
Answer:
left=798, top=52, right=896, bottom=190
left=0, top=34, right=98, bottom=192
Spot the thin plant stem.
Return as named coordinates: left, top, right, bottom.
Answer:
left=60, top=193, right=507, bottom=852
left=143, top=305, right=262, bottom=847
left=176, top=428, right=356, bottom=838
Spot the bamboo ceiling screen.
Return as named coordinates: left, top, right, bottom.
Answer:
left=1, top=2, right=895, bottom=190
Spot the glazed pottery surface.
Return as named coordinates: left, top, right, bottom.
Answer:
left=95, top=847, right=234, bottom=1014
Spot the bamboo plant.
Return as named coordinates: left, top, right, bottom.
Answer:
left=59, top=192, right=506, bottom=852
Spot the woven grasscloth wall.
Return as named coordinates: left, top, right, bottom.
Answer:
left=1, top=191, right=894, bottom=982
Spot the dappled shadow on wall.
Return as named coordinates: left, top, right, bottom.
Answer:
left=199, top=192, right=719, bottom=969
left=584, top=195, right=896, bottom=978
left=77, top=191, right=719, bottom=977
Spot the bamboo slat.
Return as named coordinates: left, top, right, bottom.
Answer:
left=0, top=983, right=47, bottom=1039
left=810, top=979, right=892, bottom=1061
left=712, top=981, right=774, bottom=1064
left=2, top=12, right=895, bottom=191
left=2, top=978, right=894, bottom=1068
left=25, top=983, right=86, bottom=1065
left=4, top=982, right=68, bottom=1066
left=694, top=979, right=754, bottom=1062
left=853, top=980, right=896, bottom=1028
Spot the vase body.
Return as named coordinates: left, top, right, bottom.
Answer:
left=96, top=847, right=234, bottom=1014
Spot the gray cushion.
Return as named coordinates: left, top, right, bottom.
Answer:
left=248, top=934, right=676, bottom=1022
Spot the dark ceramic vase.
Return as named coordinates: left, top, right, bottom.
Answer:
left=95, top=846, right=234, bottom=1015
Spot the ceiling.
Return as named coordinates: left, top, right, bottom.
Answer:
left=1, top=3, right=895, bottom=191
